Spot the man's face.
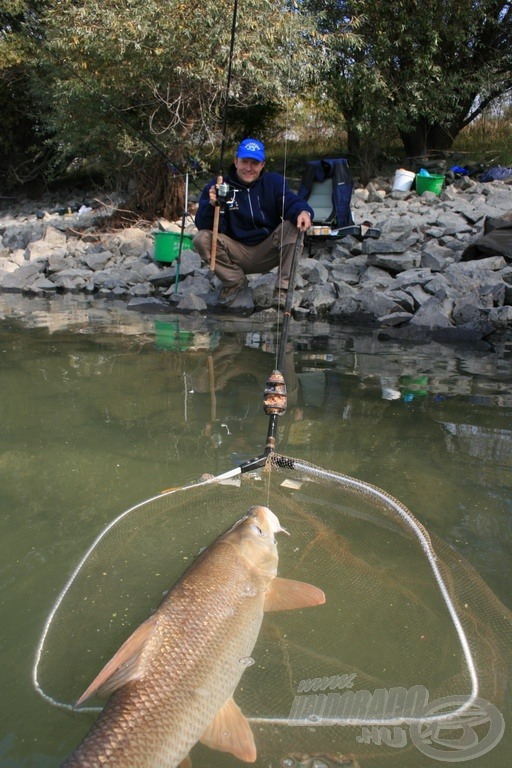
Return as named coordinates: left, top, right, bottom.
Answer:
left=234, top=156, right=265, bottom=184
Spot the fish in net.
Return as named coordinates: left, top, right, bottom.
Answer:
left=34, top=454, right=511, bottom=767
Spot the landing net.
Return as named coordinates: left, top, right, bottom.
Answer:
left=34, top=453, right=510, bottom=766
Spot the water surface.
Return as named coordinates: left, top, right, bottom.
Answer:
left=1, top=295, right=511, bottom=767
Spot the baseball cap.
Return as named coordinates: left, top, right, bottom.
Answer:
left=236, top=138, right=265, bottom=162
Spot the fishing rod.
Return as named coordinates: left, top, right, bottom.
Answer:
left=207, top=0, right=303, bottom=469
left=210, top=0, right=239, bottom=271
left=174, top=171, right=192, bottom=293
left=240, top=230, right=305, bottom=472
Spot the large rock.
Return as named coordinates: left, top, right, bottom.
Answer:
left=409, top=296, right=454, bottom=329
left=107, top=228, right=153, bottom=259
left=420, top=243, right=455, bottom=271
left=1, top=222, right=44, bottom=250
left=0, top=263, right=45, bottom=292
left=2, top=177, right=512, bottom=341
left=359, top=265, right=395, bottom=288
left=43, top=225, right=68, bottom=247
left=367, top=252, right=421, bottom=273
left=82, top=251, right=113, bottom=271
left=300, top=282, right=337, bottom=313
left=175, top=293, right=208, bottom=313
left=357, top=286, right=404, bottom=319
left=362, top=238, right=411, bottom=255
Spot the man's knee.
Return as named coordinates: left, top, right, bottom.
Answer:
left=274, top=219, right=300, bottom=246
left=193, top=229, right=212, bottom=258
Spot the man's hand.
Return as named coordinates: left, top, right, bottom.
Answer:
left=208, top=184, right=218, bottom=207
left=297, top=211, right=312, bottom=231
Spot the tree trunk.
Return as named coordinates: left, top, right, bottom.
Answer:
left=347, top=127, right=381, bottom=184
left=131, top=157, right=185, bottom=221
left=399, top=118, right=460, bottom=157
left=106, top=156, right=185, bottom=227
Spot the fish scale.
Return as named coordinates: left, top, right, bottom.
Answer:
left=63, top=525, right=272, bottom=766
left=62, top=506, right=325, bottom=768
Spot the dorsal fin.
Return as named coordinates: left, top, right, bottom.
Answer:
left=200, top=697, right=256, bottom=762
left=76, top=614, right=157, bottom=706
left=264, top=577, right=325, bottom=612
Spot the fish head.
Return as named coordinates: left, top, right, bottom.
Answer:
left=222, top=505, right=287, bottom=573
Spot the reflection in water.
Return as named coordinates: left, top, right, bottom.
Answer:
left=1, top=294, right=512, bottom=768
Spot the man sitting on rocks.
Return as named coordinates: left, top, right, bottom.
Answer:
left=193, top=138, right=314, bottom=308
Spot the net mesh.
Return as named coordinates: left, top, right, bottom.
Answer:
left=35, top=454, right=511, bottom=767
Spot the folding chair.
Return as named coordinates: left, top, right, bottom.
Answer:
left=297, top=158, right=379, bottom=253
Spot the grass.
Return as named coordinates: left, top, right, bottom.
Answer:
left=265, top=136, right=349, bottom=186
left=453, top=115, right=512, bottom=167
left=266, top=114, right=512, bottom=184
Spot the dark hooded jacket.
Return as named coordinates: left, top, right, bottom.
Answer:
left=195, top=164, right=314, bottom=246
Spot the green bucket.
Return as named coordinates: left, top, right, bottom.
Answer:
left=153, top=231, right=195, bottom=263
left=415, top=173, right=445, bottom=196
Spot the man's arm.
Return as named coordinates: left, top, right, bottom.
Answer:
left=195, top=181, right=217, bottom=230
left=281, top=178, right=314, bottom=229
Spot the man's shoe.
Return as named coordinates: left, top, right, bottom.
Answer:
left=218, top=277, right=248, bottom=307
left=271, top=287, right=288, bottom=310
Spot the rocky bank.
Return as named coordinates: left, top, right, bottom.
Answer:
left=1, top=176, right=512, bottom=344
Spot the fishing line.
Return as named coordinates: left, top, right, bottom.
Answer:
left=209, top=0, right=239, bottom=270
left=274, top=2, right=298, bottom=358
left=218, top=0, right=239, bottom=178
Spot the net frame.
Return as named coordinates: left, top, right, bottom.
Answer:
left=33, top=453, right=482, bottom=729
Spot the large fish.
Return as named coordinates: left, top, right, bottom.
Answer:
left=62, top=505, right=325, bottom=767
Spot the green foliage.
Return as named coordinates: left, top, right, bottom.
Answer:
left=1, top=0, right=317, bottom=200
left=38, top=1, right=315, bottom=175
left=454, top=103, right=512, bottom=166
left=2, top=0, right=512, bottom=199
left=301, top=0, right=512, bottom=175
left=0, top=2, right=53, bottom=188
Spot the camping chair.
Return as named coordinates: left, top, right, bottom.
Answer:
left=297, top=158, right=380, bottom=253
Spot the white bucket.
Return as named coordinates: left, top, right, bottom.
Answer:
left=392, top=168, right=416, bottom=192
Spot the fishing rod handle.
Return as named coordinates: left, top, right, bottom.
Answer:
left=210, top=175, right=223, bottom=271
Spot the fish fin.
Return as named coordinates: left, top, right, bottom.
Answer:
left=178, top=758, right=192, bottom=768
left=200, top=697, right=256, bottom=762
left=264, top=577, right=326, bottom=612
left=76, top=615, right=157, bottom=706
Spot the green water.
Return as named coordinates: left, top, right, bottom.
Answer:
left=1, top=295, right=511, bottom=767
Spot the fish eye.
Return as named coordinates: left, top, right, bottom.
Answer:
left=251, top=523, right=264, bottom=536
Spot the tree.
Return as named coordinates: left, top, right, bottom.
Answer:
left=303, top=1, right=512, bottom=175
left=0, top=1, right=52, bottom=190
left=19, top=0, right=315, bottom=217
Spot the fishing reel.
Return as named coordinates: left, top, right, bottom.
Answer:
left=216, top=181, right=236, bottom=209
left=217, top=181, right=231, bottom=202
